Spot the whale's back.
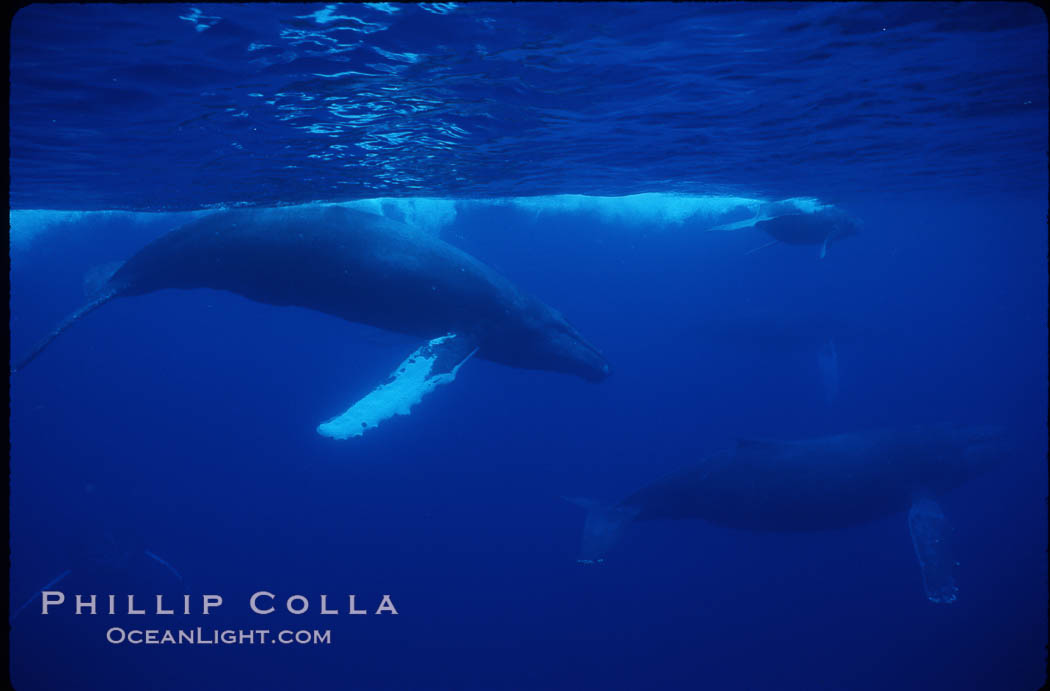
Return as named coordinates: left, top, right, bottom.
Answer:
left=623, top=426, right=998, bottom=531
left=109, top=206, right=522, bottom=340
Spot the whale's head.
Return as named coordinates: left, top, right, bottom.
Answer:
left=484, top=300, right=611, bottom=382
left=538, top=309, right=611, bottom=382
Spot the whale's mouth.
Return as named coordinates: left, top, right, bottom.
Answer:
left=578, top=346, right=611, bottom=382
left=480, top=304, right=610, bottom=381
left=557, top=322, right=611, bottom=382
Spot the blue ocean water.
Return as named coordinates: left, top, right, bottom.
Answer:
left=7, top=3, right=1047, bottom=691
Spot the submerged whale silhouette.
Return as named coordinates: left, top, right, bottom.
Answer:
left=709, top=199, right=860, bottom=258
left=566, top=424, right=1005, bottom=603
left=13, top=205, right=610, bottom=437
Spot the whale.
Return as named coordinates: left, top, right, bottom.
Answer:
left=708, top=199, right=859, bottom=258
left=565, top=424, right=1006, bottom=603
left=12, top=205, right=610, bottom=438
left=753, top=205, right=859, bottom=258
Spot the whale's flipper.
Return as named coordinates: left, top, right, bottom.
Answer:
left=908, top=497, right=958, bottom=604
left=318, top=333, right=478, bottom=440
left=710, top=215, right=767, bottom=232
left=11, top=290, right=118, bottom=374
left=819, top=236, right=829, bottom=259
left=563, top=497, right=641, bottom=564
left=817, top=338, right=839, bottom=404
left=9, top=569, right=72, bottom=624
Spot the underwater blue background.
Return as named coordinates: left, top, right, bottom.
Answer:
left=8, top=3, right=1048, bottom=690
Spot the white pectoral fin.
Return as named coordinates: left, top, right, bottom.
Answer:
left=819, top=236, right=829, bottom=259
left=709, top=208, right=771, bottom=232
left=317, top=333, right=478, bottom=440
left=710, top=217, right=760, bottom=232
left=908, top=497, right=958, bottom=604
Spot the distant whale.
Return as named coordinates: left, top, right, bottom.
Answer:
left=566, top=424, right=1005, bottom=603
left=12, top=205, right=610, bottom=438
left=709, top=199, right=860, bottom=258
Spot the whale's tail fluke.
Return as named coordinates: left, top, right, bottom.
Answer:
left=11, top=290, right=118, bottom=375
left=562, top=497, right=640, bottom=564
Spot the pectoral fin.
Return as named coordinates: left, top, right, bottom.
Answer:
left=317, top=333, right=478, bottom=440
left=908, top=497, right=958, bottom=604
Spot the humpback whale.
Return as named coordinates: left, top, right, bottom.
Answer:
left=709, top=199, right=859, bottom=258
left=566, top=424, right=1005, bottom=603
left=12, top=205, right=610, bottom=437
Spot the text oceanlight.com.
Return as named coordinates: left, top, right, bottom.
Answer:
left=106, top=628, right=331, bottom=645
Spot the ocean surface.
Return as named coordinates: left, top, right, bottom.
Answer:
left=8, top=3, right=1048, bottom=691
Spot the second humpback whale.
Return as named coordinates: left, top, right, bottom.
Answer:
left=566, top=424, right=1005, bottom=603
left=709, top=198, right=860, bottom=258
left=13, top=205, right=610, bottom=438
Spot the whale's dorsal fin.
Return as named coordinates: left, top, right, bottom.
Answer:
left=317, top=333, right=478, bottom=440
